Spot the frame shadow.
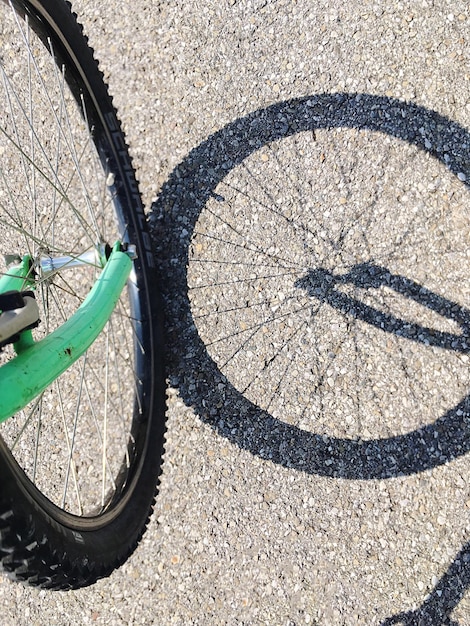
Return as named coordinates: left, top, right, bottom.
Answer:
left=151, top=93, right=470, bottom=624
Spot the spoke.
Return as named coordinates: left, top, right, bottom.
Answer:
left=10, top=394, right=43, bottom=452
left=56, top=378, right=82, bottom=515
left=26, top=16, right=40, bottom=248
left=3, top=11, right=98, bottom=246
left=0, top=125, right=96, bottom=247
left=102, top=330, right=110, bottom=508
left=31, top=393, right=43, bottom=484
left=0, top=67, right=32, bottom=255
left=82, top=366, right=117, bottom=495
left=106, top=315, right=132, bottom=467
left=80, top=94, right=107, bottom=236
left=62, top=352, right=87, bottom=512
left=111, top=303, right=144, bottom=418
left=49, top=58, right=102, bottom=240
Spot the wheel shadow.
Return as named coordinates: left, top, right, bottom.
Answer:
left=151, top=93, right=470, bottom=624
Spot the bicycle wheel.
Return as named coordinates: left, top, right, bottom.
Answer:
left=0, top=0, right=165, bottom=589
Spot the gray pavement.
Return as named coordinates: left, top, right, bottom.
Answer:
left=2, top=1, right=470, bottom=624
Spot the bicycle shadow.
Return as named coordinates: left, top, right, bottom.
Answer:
left=151, top=93, right=470, bottom=624
left=295, top=262, right=470, bottom=354
left=381, top=539, right=470, bottom=626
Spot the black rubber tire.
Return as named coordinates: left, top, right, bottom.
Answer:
left=0, top=0, right=166, bottom=589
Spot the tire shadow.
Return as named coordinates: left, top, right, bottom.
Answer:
left=151, top=93, right=470, bottom=624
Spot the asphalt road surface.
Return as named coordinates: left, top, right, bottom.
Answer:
left=2, top=1, right=470, bottom=624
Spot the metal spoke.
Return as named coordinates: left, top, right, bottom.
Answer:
left=0, top=0, right=140, bottom=519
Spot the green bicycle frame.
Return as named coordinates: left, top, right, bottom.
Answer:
left=0, top=242, right=132, bottom=423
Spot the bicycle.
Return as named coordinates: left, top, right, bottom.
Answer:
left=0, top=0, right=166, bottom=589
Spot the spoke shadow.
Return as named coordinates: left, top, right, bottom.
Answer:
left=151, top=93, right=470, bottom=624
